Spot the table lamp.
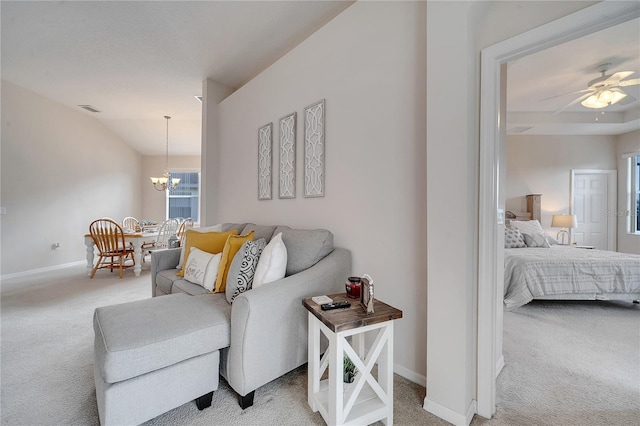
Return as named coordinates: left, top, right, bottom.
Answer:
left=551, top=214, right=577, bottom=245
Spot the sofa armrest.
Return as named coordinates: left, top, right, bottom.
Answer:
left=222, top=247, right=351, bottom=396
left=150, top=248, right=181, bottom=297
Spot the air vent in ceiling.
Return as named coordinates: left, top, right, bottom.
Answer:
left=508, top=126, right=532, bottom=134
left=195, top=96, right=203, bottom=103
left=78, top=105, right=101, bottom=113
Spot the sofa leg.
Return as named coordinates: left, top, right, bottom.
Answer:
left=238, top=391, right=254, bottom=409
left=195, top=391, right=214, bottom=410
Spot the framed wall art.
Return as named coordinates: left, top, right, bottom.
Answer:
left=258, top=123, right=273, bottom=200
left=304, top=99, right=325, bottom=197
left=279, top=112, right=296, bottom=199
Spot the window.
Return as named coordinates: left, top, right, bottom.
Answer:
left=166, top=172, right=200, bottom=223
left=627, top=154, right=640, bottom=234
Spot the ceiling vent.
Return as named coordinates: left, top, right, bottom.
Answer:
left=508, top=126, right=532, bottom=134
left=78, top=105, right=101, bottom=113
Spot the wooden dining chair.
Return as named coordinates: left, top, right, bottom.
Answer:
left=89, top=218, right=135, bottom=279
left=177, top=218, right=194, bottom=239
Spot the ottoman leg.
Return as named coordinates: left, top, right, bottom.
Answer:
left=238, top=391, right=254, bottom=409
left=195, top=391, right=214, bottom=410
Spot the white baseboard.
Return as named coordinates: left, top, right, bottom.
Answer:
left=423, top=397, right=476, bottom=426
left=1, top=261, right=86, bottom=292
left=394, top=363, right=426, bottom=386
left=496, top=354, right=505, bottom=378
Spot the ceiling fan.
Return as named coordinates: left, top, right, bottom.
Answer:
left=543, top=63, right=639, bottom=113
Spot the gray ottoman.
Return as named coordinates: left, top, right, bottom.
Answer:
left=93, top=293, right=231, bottom=426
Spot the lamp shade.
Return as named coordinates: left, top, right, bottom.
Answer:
left=551, top=214, right=577, bottom=228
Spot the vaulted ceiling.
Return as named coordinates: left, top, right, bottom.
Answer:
left=2, top=2, right=638, bottom=157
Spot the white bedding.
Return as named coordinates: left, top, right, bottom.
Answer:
left=503, top=245, right=640, bottom=310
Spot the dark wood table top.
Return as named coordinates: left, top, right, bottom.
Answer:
left=302, top=293, right=402, bottom=333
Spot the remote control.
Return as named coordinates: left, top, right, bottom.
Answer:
left=321, top=301, right=351, bottom=311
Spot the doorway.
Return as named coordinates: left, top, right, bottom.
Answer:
left=477, top=2, right=640, bottom=419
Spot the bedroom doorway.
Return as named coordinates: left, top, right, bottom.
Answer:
left=571, top=169, right=617, bottom=250
left=477, top=2, right=640, bottom=419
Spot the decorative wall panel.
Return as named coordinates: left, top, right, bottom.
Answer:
left=279, top=112, right=296, bottom=199
left=258, top=123, right=272, bottom=200
left=304, top=99, right=325, bottom=197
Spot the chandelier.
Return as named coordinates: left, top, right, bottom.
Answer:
left=150, top=115, right=180, bottom=191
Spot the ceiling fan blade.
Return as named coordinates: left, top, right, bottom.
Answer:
left=552, top=92, right=594, bottom=114
left=539, top=88, right=592, bottom=102
left=619, top=78, right=640, bottom=87
left=603, top=71, right=635, bottom=84
left=618, top=92, right=637, bottom=105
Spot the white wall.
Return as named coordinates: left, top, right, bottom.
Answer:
left=1, top=80, right=142, bottom=277
left=426, top=1, right=596, bottom=423
left=506, top=135, right=617, bottom=231
left=616, top=129, right=640, bottom=254
left=212, top=1, right=427, bottom=381
left=141, top=155, right=201, bottom=223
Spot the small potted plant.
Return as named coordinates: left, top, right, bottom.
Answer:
left=343, top=355, right=358, bottom=384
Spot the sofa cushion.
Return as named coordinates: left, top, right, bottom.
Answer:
left=94, top=293, right=231, bottom=384
left=177, top=229, right=238, bottom=277
left=156, top=269, right=181, bottom=295
left=240, top=224, right=277, bottom=243
left=273, top=226, right=334, bottom=275
left=173, top=279, right=212, bottom=296
left=226, top=238, right=267, bottom=304
left=221, top=223, right=247, bottom=233
left=214, top=231, right=254, bottom=293
left=253, top=232, right=287, bottom=288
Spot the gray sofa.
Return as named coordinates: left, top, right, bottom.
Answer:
left=150, top=223, right=351, bottom=409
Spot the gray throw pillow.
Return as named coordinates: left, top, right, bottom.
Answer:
left=504, top=227, right=526, bottom=248
left=522, top=232, right=550, bottom=248
left=225, top=238, right=266, bottom=304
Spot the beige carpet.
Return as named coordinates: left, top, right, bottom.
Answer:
left=1, top=266, right=638, bottom=425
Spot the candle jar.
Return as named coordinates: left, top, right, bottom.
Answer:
left=345, top=276, right=361, bottom=299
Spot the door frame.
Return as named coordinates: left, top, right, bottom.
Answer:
left=570, top=169, right=617, bottom=251
left=477, top=2, right=640, bottom=419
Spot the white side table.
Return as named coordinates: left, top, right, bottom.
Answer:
left=303, top=294, right=402, bottom=426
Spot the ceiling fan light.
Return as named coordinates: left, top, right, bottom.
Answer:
left=581, top=95, right=607, bottom=109
left=581, top=88, right=627, bottom=109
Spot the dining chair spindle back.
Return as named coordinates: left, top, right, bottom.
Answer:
left=89, top=218, right=135, bottom=279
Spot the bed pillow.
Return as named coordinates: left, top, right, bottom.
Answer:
left=504, top=227, right=526, bottom=248
left=510, top=220, right=550, bottom=248
left=253, top=232, right=287, bottom=288
left=225, top=238, right=267, bottom=304
left=183, top=247, right=222, bottom=292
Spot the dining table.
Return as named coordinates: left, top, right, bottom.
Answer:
left=84, top=231, right=159, bottom=277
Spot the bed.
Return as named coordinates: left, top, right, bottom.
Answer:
left=503, top=193, right=640, bottom=310
left=504, top=245, right=640, bottom=310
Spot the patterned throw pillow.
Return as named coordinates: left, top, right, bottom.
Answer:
left=509, top=220, right=550, bottom=248
left=504, top=227, right=526, bottom=248
left=226, top=239, right=267, bottom=304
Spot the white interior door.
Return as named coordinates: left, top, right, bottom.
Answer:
left=571, top=170, right=617, bottom=250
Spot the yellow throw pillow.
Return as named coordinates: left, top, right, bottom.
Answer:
left=214, top=231, right=255, bottom=293
left=177, top=229, right=238, bottom=277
